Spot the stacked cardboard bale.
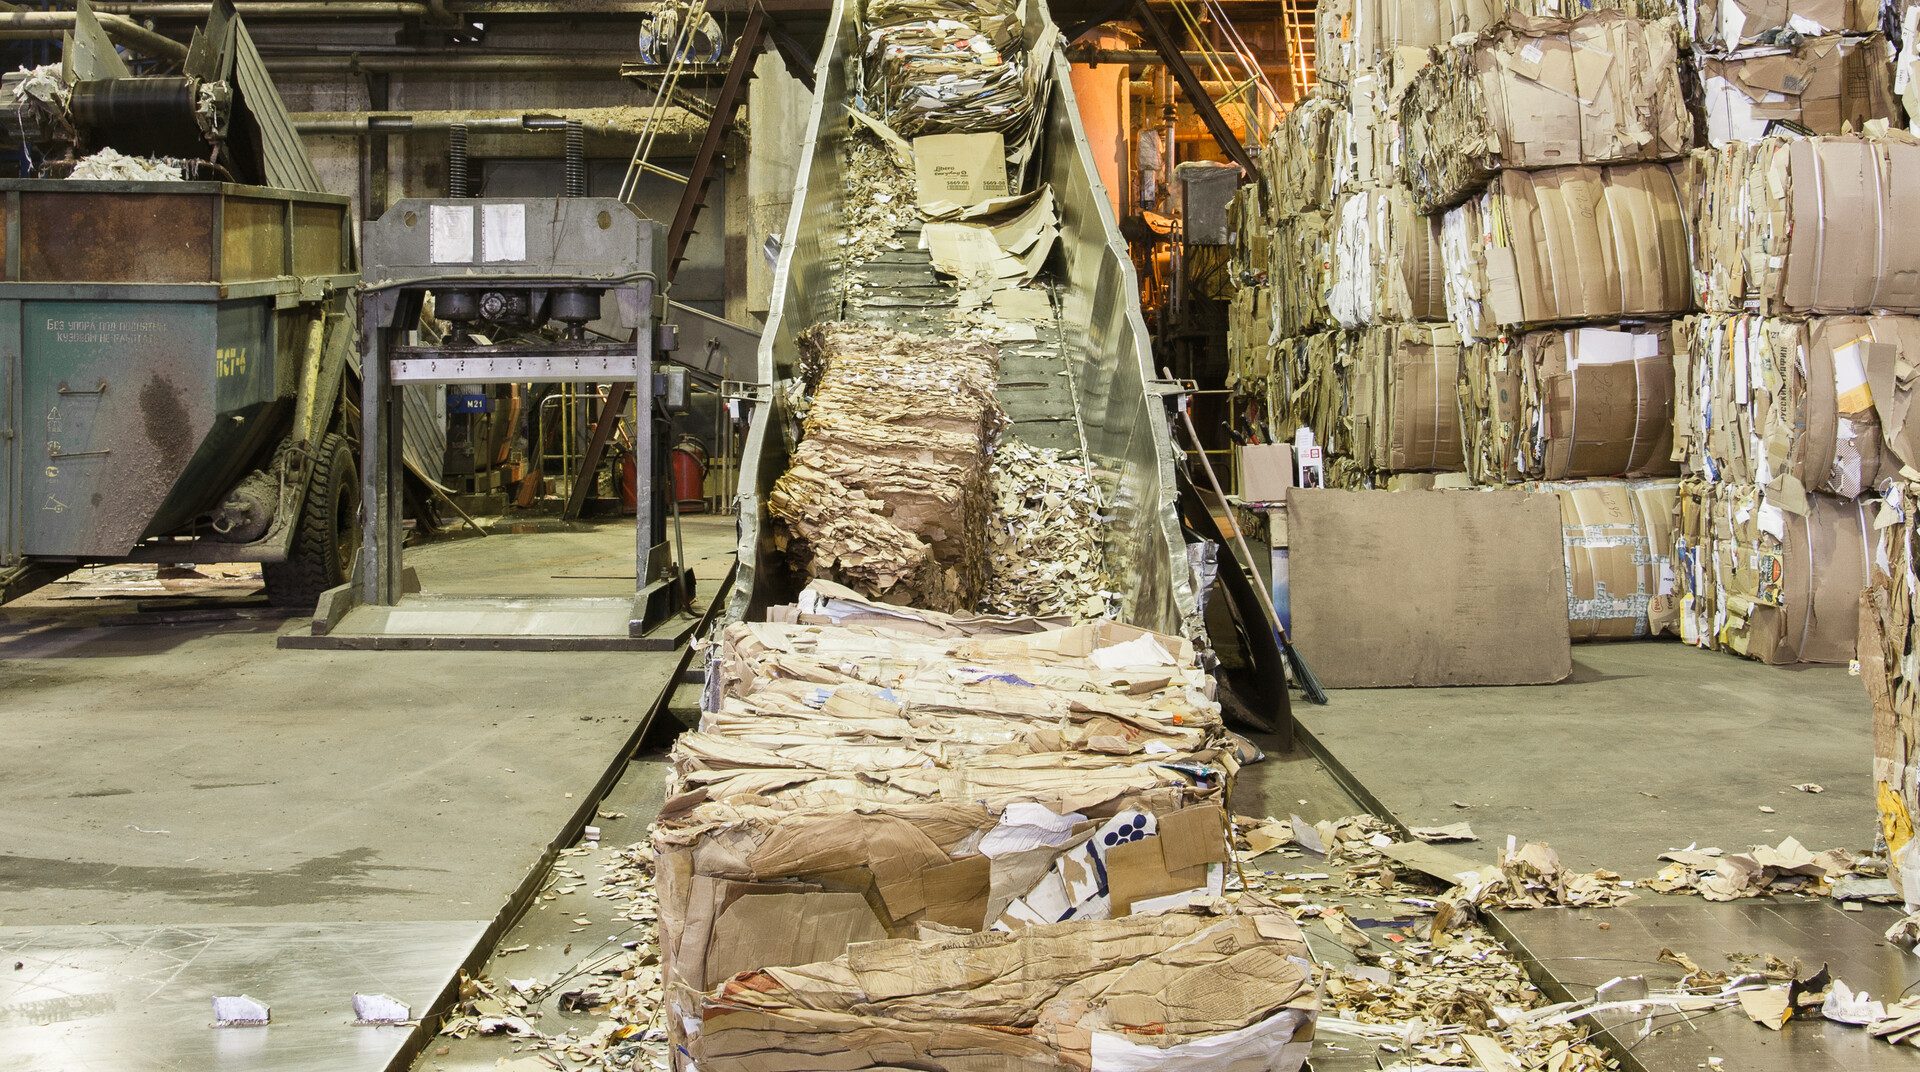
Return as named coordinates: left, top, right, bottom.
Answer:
left=1401, top=9, right=1693, bottom=620
left=768, top=322, right=1002, bottom=612
left=1530, top=479, right=1683, bottom=640
left=658, top=582, right=1318, bottom=1069
left=1672, top=131, right=1920, bottom=662
left=1690, top=0, right=1901, bottom=146
left=1863, top=480, right=1920, bottom=903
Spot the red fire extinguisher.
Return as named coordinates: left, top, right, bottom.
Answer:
left=671, top=435, right=708, bottom=513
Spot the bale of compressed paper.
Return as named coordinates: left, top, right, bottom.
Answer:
left=1398, top=12, right=1691, bottom=212
left=1328, top=184, right=1445, bottom=327
left=1861, top=477, right=1920, bottom=904
left=1273, top=210, right=1333, bottom=337
left=1694, top=0, right=1879, bottom=48
left=1675, top=313, right=1920, bottom=498
left=1688, top=134, right=1920, bottom=316
left=689, top=906, right=1320, bottom=1072
left=1272, top=95, right=1338, bottom=215
left=769, top=322, right=1002, bottom=611
left=657, top=585, right=1237, bottom=1062
left=1674, top=479, right=1873, bottom=663
left=862, top=0, right=1037, bottom=139
left=1316, top=0, right=1676, bottom=85
left=1345, top=323, right=1467, bottom=475
left=1438, top=162, right=1691, bottom=343
left=1532, top=478, right=1681, bottom=640
left=1254, top=331, right=1344, bottom=468
left=1459, top=322, right=1679, bottom=484
left=1700, top=33, right=1901, bottom=146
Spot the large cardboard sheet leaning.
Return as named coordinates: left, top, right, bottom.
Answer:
left=1289, top=488, right=1573, bottom=686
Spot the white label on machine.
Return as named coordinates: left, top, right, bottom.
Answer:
left=482, top=202, right=527, bottom=263
left=429, top=204, right=475, bottom=263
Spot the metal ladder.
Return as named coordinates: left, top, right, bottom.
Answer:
left=1280, top=0, right=1316, bottom=98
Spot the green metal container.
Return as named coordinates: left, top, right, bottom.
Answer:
left=0, top=179, right=359, bottom=601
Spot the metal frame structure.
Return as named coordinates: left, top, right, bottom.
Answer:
left=300, top=195, right=691, bottom=646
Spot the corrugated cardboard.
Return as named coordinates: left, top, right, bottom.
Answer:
left=1700, top=34, right=1902, bottom=146
left=913, top=132, right=1010, bottom=208
left=1237, top=443, right=1294, bottom=503
left=1676, top=313, right=1920, bottom=500
left=690, top=908, right=1319, bottom=1072
left=1692, top=135, right=1920, bottom=316
left=1289, top=488, right=1572, bottom=686
left=658, top=589, right=1241, bottom=1062
left=1461, top=323, right=1679, bottom=484
left=1330, top=185, right=1447, bottom=326
left=1439, top=162, right=1691, bottom=343
left=1538, top=479, right=1680, bottom=641
left=1674, top=480, right=1874, bottom=664
left=1399, top=12, right=1692, bottom=212
left=1349, top=324, right=1468, bottom=474
left=1695, top=0, right=1878, bottom=48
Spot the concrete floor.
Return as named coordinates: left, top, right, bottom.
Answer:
left=1299, top=640, right=1875, bottom=873
left=0, top=514, right=733, bottom=1071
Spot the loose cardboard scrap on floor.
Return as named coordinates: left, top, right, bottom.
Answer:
left=1288, top=488, right=1572, bottom=686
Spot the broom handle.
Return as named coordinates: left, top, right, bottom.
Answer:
left=1163, top=369, right=1295, bottom=645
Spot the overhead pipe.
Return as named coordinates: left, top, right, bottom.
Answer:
left=264, top=53, right=633, bottom=74
left=289, top=109, right=702, bottom=139
left=96, top=2, right=457, bottom=23
left=0, top=10, right=188, bottom=60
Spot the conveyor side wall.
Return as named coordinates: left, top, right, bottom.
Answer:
left=727, top=0, right=1195, bottom=632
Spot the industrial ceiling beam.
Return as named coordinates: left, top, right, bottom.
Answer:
left=1127, top=0, right=1255, bottom=176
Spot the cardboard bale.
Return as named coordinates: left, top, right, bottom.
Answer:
left=1329, top=185, right=1447, bottom=327
left=1675, top=313, right=1920, bottom=499
left=1694, top=0, right=1879, bottom=48
left=1272, top=96, right=1340, bottom=215
left=1439, top=162, right=1692, bottom=343
left=1460, top=322, right=1679, bottom=484
left=1274, top=209, right=1334, bottom=337
left=1347, top=323, right=1468, bottom=475
left=769, top=322, right=1002, bottom=612
left=690, top=908, right=1319, bottom=1072
left=1674, top=479, right=1874, bottom=663
left=1862, top=479, right=1920, bottom=904
left=658, top=584, right=1239, bottom=1061
left=1533, top=479, right=1681, bottom=640
left=1330, top=73, right=1397, bottom=192
left=1253, top=331, right=1347, bottom=468
left=1688, top=134, right=1920, bottom=316
left=1399, top=13, right=1692, bottom=213
left=1289, top=488, right=1573, bottom=685
left=1315, top=0, right=1675, bottom=85
left=1700, top=34, right=1902, bottom=147
left=1903, top=3, right=1920, bottom=129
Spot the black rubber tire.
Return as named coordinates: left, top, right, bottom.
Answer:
left=263, top=434, right=361, bottom=608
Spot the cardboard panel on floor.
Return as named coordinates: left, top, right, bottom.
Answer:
left=1289, top=488, right=1572, bottom=687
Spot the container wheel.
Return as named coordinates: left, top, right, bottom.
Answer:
left=263, top=434, right=361, bottom=608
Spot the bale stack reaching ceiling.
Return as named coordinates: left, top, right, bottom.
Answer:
left=1222, top=0, right=1920, bottom=653
left=1672, top=131, right=1920, bottom=664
